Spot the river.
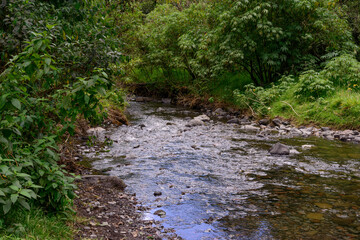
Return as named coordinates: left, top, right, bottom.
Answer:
left=83, top=101, right=360, bottom=240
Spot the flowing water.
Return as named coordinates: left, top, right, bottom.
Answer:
left=83, top=102, right=360, bottom=240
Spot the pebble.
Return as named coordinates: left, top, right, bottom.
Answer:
left=154, top=191, right=162, bottom=196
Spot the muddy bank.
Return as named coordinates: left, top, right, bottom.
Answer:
left=74, top=176, right=163, bottom=240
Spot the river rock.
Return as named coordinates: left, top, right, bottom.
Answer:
left=269, top=143, right=290, bottom=155
left=227, top=118, right=240, bottom=124
left=259, top=119, right=269, bottom=125
left=154, top=210, right=166, bottom=218
left=194, top=114, right=210, bottom=122
left=135, top=96, right=145, bottom=102
left=161, top=98, right=171, bottom=104
left=272, top=118, right=282, bottom=127
left=242, top=125, right=260, bottom=131
left=321, top=127, right=330, bottom=131
left=214, top=108, right=227, bottom=116
left=86, top=127, right=106, bottom=137
left=186, top=119, right=204, bottom=127
left=290, top=149, right=300, bottom=154
left=153, top=191, right=162, bottom=196
left=302, top=144, right=314, bottom=150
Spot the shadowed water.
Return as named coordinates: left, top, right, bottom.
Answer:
left=84, top=102, right=360, bottom=240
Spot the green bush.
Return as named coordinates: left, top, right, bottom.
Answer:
left=322, top=54, right=360, bottom=90
left=294, top=70, right=334, bottom=100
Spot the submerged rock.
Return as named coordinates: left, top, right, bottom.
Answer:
left=269, top=143, right=290, bottom=155
left=154, top=210, right=166, bottom=218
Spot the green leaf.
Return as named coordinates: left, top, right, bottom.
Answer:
left=39, top=170, right=45, bottom=176
left=19, top=189, right=31, bottom=199
left=46, top=148, right=57, bottom=160
left=18, top=198, right=30, bottom=210
left=0, top=190, right=5, bottom=197
left=3, top=201, right=11, bottom=214
left=11, top=99, right=21, bottom=110
left=45, top=58, right=51, bottom=65
left=84, top=95, right=90, bottom=104
left=10, top=194, right=18, bottom=204
left=9, top=185, right=19, bottom=192
left=97, top=87, right=106, bottom=96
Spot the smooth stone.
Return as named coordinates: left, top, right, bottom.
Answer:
left=342, top=130, right=354, bottom=135
left=315, top=203, right=333, bottom=209
left=321, top=127, right=330, bottom=131
left=242, top=125, right=260, bottom=131
left=186, top=119, right=204, bottom=127
left=153, top=191, right=162, bottom=196
left=302, top=145, right=314, bottom=150
left=269, top=143, right=290, bottom=155
left=306, top=213, right=324, bottom=221
left=290, top=149, right=300, bottom=154
left=154, top=210, right=166, bottom=218
left=194, top=114, right=210, bottom=122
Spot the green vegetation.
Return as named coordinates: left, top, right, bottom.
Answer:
left=0, top=207, right=73, bottom=239
left=122, top=0, right=360, bottom=128
left=0, top=0, right=127, bottom=237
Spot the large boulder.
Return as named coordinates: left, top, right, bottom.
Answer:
left=269, top=143, right=290, bottom=155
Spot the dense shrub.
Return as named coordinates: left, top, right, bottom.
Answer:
left=0, top=0, right=125, bottom=218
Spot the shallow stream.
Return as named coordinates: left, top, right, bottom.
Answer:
left=84, top=102, right=360, bottom=239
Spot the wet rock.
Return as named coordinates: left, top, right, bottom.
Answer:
left=242, top=125, right=260, bottom=131
left=321, top=127, right=330, bottom=131
left=306, top=213, right=324, bottom=221
left=354, top=137, right=360, bottom=142
left=186, top=119, right=204, bottom=127
left=153, top=191, right=162, bottom=196
left=272, top=118, right=282, bottom=127
left=154, top=210, right=166, bottom=218
left=87, top=127, right=106, bottom=136
left=342, top=130, right=354, bottom=135
left=283, top=121, right=290, bottom=126
left=353, top=131, right=359, bottom=136
left=290, top=149, right=300, bottom=154
left=302, top=145, right=314, bottom=150
left=214, top=108, right=227, bottom=116
left=161, top=98, right=171, bottom=104
left=135, top=96, right=145, bottom=102
left=156, top=107, right=165, bottom=112
left=269, top=143, right=290, bottom=155
left=227, top=118, right=239, bottom=124
left=259, top=119, right=269, bottom=125
left=194, top=114, right=210, bottom=122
